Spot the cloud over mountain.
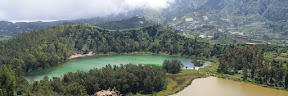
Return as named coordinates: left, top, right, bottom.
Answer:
left=0, top=0, right=175, bottom=22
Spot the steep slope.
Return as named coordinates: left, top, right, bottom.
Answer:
left=163, top=0, right=288, bottom=44
left=1, top=0, right=287, bottom=44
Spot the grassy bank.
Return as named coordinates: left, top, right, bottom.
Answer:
left=129, top=56, right=218, bottom=96
left=133, top=69, right=206, bottom=96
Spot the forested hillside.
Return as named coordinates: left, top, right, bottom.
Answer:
left=217, top=45, right=288, bottom=89
left=160, top=0, right=288, bottom=44
left=0, top=14, right=131, bottom=34
left=96, top=16, right=153, bottom=30
left=1, top=0, right=287, bottom=44
left=0, top=24, right=233, bottom=95
left=0, top=24, right=231, bottom=72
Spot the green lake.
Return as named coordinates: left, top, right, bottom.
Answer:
left=25, top=55, right=212, bottom=82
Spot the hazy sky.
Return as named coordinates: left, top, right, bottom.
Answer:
left=0, top=0, right=175, bottom=22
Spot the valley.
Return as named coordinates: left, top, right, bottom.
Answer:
left=0, top=0, right=288, bottom=96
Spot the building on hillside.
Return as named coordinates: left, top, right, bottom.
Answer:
left=185, top=18, right=194, bottom=22
left=203, top=16, right=209, bottom=21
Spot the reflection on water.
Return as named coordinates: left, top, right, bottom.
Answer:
left=171, top=77, right=288, bottom=96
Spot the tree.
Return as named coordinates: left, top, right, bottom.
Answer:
left=285, top=63, right=288, bottom=89
left=15, top=66, right=29, bottom=95
left=242, top=67, right=248, bottom=80
left=0, top=66, right=16, bottom=96
left=162, top=60, right=183, bottom=74
left=64, top=82, right=86, bottom=96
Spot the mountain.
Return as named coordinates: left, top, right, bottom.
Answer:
left=0, top=0, right=287, bottom=44
left=0, top=14, right=134, bottom=34
left=156, top=0, right=288, bottom=44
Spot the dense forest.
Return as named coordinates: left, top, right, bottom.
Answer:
left=96, top=16, right=153, bottom=30
left=0, top=24, right=231, bottom=72
left=0, top=64, right=167, bottom=95
left=0, top=24, right=236, bottom=95
left=0, top=0, right=288, bottom=95
left=217, top=46, right=288, bottom=88
left=0, top=23, right=286, bottom=95
left=0, top=14, right=130, bottom=34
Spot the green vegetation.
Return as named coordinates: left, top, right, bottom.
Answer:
left=134, top=69, right=205, bottom=96
left=0, top=65, right=29, bottom=96
left=162, top=60, right=183, bottom=74
left=0, top=64, right=167, bottom=95
left=96, top=16, right=153, bottom=30
left=1, top=0, right=288, bottom=45
left=0, top=24, right=229, bottom=72
left=0, top=0, right=288, bottom=95
left=217, top=46, right=288, bottom=89
left=0, top=16, right=127, bottom=34
left=0, top=24, right=227, bottom=95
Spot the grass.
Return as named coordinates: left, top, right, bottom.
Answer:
left=134, top=69, right=206, bottom=96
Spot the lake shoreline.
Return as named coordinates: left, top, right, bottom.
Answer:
left=68, top=51, right=218, bottom=63
left=200, top=64, right=288, bottom=92
left=170, top=76, right=288, bottom=96
left=26, top=55, right=212, bottom=82
left=68, top=51, right=94, bottom=59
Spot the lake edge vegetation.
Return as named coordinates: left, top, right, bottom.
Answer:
left=0, top=23, right=287, bottom=95
left=216, top=45, right=288, bottom=90
left=0, top=24, right=225, bottom=95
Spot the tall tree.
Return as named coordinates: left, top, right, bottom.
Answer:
left=285, top=62, right=288, bottom=89
left=0, top=66, right=16, bottom=96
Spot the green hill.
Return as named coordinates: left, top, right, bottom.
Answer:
left=96, top=16, right=153, bottom=30
left=0, top=24, right=228, bottom=72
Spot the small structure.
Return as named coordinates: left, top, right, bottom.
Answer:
left=199, top=34, right=206, bottom=38
left=245, top=43, right=256, bottom=46
left=94, top=90, right=118, bottom=96
left=185, top=18, right=194, bottom=22
left=203, top=16, right=209, bottom=21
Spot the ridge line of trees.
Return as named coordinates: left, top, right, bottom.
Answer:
left=0, top=24, right=230, bottom=72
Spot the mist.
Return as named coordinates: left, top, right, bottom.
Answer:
left=0, top=0, right=175, bottom=22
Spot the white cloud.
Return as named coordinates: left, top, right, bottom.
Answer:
left=0, top=0, right=175, bottom=22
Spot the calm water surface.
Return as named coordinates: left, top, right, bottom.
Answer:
left=26, top=55, right=212, bottom=81
left=171, top=77, right=288, bottom=96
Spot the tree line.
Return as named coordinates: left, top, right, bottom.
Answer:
left=0, top=24, right=230, bottom=72
left=0, top=64, right=167, bottom=96
left=217, top=46, right=288, bottom=88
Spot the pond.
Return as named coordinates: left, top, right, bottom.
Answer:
left=25, top=55, right=212, bottom=82
left=170, top=77, right=288, bottom=96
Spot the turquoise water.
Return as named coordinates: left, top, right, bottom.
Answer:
left=25, top=55, right=212, bottom=82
